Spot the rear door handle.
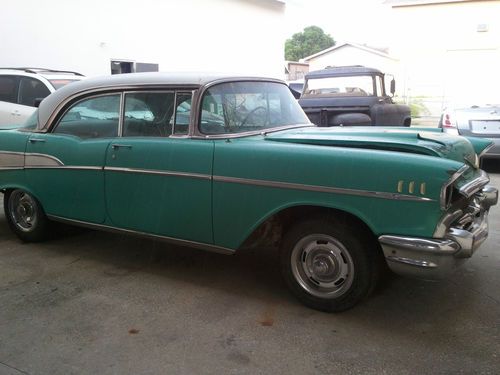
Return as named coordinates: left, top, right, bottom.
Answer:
left=29, top=138, right=46, bottom=143
left=111, top=144, right=132, bottom=149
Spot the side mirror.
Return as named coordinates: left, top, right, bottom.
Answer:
left=390, top=79, right=396, bottom=95
left=289, top=88, right=301, bottom=99
left=33, top=98, right=44, bottom=108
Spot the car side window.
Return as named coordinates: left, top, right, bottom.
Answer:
left=53, top=94, right=120, bottom=139
left=173, top=92, right=192, bottom=135
left=0, top=76, right=19, bottom=104
left=123, top=92, right=175, bottom=137
left=375, top=76, right=384, bottom=97
left=18, top=77, right=51, bottom=107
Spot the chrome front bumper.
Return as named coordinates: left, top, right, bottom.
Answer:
left=378, top=185, right=498, bottom=280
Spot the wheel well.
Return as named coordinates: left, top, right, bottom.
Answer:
left=240, top=205, right=378, bottom=250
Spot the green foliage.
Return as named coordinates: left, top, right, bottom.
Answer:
left=285, top=26, right=335, bottom=61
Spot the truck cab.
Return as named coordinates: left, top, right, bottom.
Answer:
left=298, top=66, right=411, bottom=127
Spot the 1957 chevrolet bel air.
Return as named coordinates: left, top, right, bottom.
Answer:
left=0, top=73, right=497, bottom=312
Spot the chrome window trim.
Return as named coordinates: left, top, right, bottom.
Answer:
left=118, top=92, right=125, bottom=137
left=40, top=84, right=199, bottom=133
left=46, top=215, right=235, bottom=256
left=122, top=90, right=176, bottom=138
left=173, top=90, right=194, bottom=136
left=50, top=92, right=122, bottom=136
left=191, top=124, right=315, bottom=140
left=192, top=78, right=312, bottom=139
left=213, top=175, right=435, bottom=202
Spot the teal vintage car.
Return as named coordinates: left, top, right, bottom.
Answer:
left=0, top=73, right=497, bottom=312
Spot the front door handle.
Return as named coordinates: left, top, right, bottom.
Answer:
left=29, top=138, right=46, bottom=143
left=111, top=144, right=132, bottom=149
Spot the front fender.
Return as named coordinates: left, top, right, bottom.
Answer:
left=212, top=137, right=461, bottom=250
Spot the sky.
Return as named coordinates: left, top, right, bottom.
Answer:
left=284, top=0, right=393, bottom=48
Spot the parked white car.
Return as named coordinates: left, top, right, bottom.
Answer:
left=0, top=68, right=84, bottom=126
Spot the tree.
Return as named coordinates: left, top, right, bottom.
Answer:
left=285, top=26, right=335, bottom=61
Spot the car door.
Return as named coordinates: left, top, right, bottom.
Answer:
left=104, top=91, right=214, bottom=244
left=0, top=75, right=22, bottom=125
left=25, top=93, right=121, bottom=223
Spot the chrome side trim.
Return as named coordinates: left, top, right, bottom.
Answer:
left=459, top=170, right=490, bottom=198
left=213, top=175, right=435, bottom=202
left=26, top=166, right=103, bottom=171
left=25, top=153, right=64, bottom=167
left=0, top=167, right=24, bottom=171
left=0, top=151, right=24, bottom=168
left=104, top=166, right=211, bottom=180
left=46, top=215, right=235, bottom=255
left=478, top=143, right=494, bottom=158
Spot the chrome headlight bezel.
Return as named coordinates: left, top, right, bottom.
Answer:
left=440, top=165, right=469, bottom=210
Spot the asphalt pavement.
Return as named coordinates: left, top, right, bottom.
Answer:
left=0, top=162, right=499, bottom=375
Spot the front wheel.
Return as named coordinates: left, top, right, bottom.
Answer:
left=280, top=217, right=379, bottom=312
left=4, top=189, right=49, bottom=242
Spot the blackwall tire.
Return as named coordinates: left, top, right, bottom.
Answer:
left=4, top=189, right=49, bottom=242
left=280, top=216, right=380, bottom=312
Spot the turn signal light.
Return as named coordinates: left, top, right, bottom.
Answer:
left=443, top=112, right=456, bottom=128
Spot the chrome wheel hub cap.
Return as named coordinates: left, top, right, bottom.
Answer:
left=291, top=234, right=354, bottom=298
left=9, top=191, right=38, bottom=232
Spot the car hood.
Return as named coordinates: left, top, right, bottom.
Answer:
left=0, top=123, right=25, bottom=130
left=266, top=126, right=490, bottom=167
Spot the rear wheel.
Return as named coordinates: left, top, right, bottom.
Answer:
left=4, top=189, right=49, bottom=242
left=280, top=216, right=379, bottom=312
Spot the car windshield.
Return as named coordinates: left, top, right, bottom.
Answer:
left=49, top=79, right=80, bottom=90
left=303, top=75, right=375, bottom=97
left=200, top=81, right=310, bottom=135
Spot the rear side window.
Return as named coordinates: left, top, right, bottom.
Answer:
left=0, top=76, right=18, bottom=104
left=18, top=77, right=51, bottom=107
left=123, top=92, right=175, bottom=137
left=53, top=94, right=120, bottom=139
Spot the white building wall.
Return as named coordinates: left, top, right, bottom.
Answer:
left=388, top=0, right=500, bottom=113
left=0, top=0, right=285, bottom=78
left=306, top=46, right=398, bottom=75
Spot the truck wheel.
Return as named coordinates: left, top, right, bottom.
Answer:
left=280, top=217, right=379, bottom=312
left=4, top=189, right=49, bottom=242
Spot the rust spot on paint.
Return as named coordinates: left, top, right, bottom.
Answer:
left=128, top=328, right=139, bottom=334
left=258, top=305, right=276, bottom=326
left=259, top=318, right=274, bottom=327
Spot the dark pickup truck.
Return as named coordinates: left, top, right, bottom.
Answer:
left=298, top=66, right=411, bottom=127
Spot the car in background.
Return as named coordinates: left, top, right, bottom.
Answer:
left=299, top=66, right=411, bottom=127
left=287, top=79, right=304, bottom=99
left=0, top=67, right=84, bottom=125
left=439, top=104, right=500, bottom=159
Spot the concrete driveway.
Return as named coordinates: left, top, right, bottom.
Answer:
left=1, top=164, right=499, bottom=375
